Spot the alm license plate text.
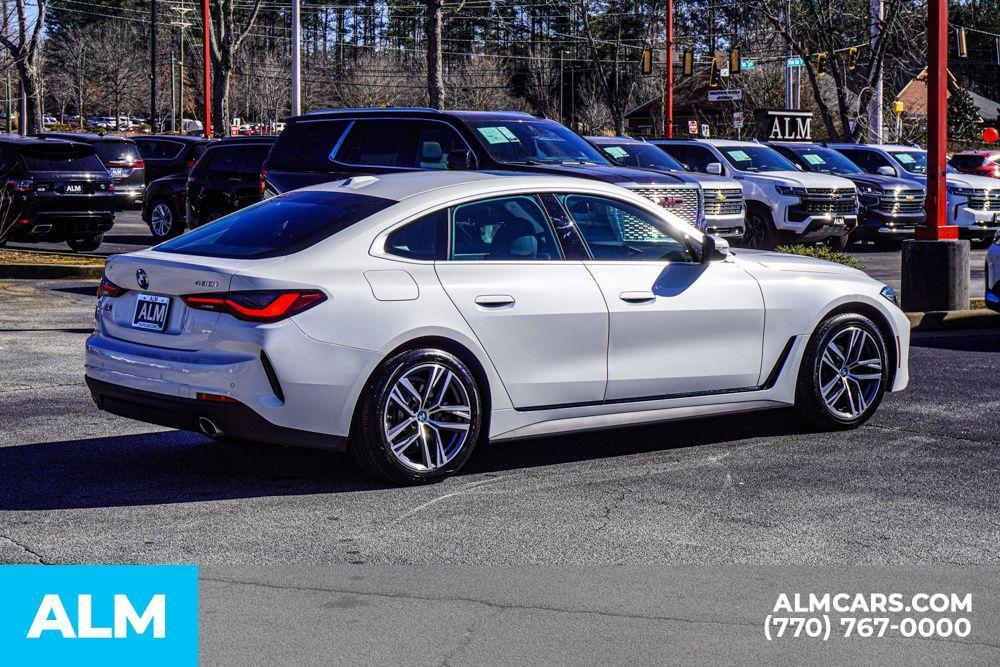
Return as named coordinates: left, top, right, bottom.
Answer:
left=132, top=294, right=171, bottom=332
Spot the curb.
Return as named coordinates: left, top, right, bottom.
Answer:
left=907, top=308, right=1000, bottom=332
left=0, top=263, right=104, bottom=280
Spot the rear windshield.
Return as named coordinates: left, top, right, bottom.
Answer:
left=21, top=146, right=105, bottom=172
left=266, top=120, right=349, bottom=170
left=93, top=140, right=140, bottom=165
left=155, top=190, right=396, bottom=259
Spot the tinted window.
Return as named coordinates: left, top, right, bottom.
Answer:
left=451, top=196, right=562, bottom=261
left=719, top=146, right=797, bottom=172
left=156, top=191, right=396, bottom=259
left=136, top=139, right=184, bottom=160
left=561, top=194, right=694, bottom=262
left=238, top=145, right=271, bottom=174
left=337, top=120, right=420, bottom=167
left=386, top=210, right=446, bottom=260
left=207, top=147, right=241, bottom=172
left=838, top=149, right=890, bottom=174
left=599, top=142, right=685, bottom=170
left=951, top=154, right=987, bottom=169
left=463, top=118, right=610, bottom=166
left=789, top=147, right=863, bottom=175
left=417, top=122, right=466, bottom=169
left=267, top=120, right=349, bottom=170
left=21, top=146, right=105, bottom=172
left=93, top=140, right=140, bottom=165
left=187, top=142, right=210, bottom=163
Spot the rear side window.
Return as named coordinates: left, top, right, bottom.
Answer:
left=238, top=145, right=271, bottom=174
left=187, top=142, right=210, bottom=163
left=337, top=120, right=420, bottom=168
left=136, top=139, right=183, bottom=160
left=93, top=140, right=140, bottom=165
left=21, top=146, right=105, bottom=172
left=267, top=120, right=349, bottom=170
left=156, top=191, right=396, bottom=259
left=386, top=210, right=447, bottom=260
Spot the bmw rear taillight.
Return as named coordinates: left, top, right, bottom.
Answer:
left=182, top=290, right=326, bottom=323
left=97, top=275, right=127, bottom=298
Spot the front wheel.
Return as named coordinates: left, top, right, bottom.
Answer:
left=742, top=206, right=779, bottom=250
left=827, top=234, right=850, bottom=251
left=66, top=234, right=103, bottom=252
left=349, top=348, right=483, bottom=485
left=795, top=313, right=890, bottom=430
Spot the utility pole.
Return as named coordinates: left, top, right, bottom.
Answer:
left=170, top=52, right=176, bottom=133
left=867, top=0, right=884, bottom=143
left=291, top=0, right=301, bottom=115
left=559, top=49, right=564, bottom=126
left=201, top=0, right=211, bottom=137
left=784, top=1, right=793, bottom=109
left=151, top=0, right=158, bottom=131
left=172, top=2, right=192, bottom=133
left=664, top=0, right=673, bottom=137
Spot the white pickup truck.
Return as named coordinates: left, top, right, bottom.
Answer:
left=651, top=139, right=860, bottom=249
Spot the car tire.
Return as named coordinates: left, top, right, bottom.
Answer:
left=970, top=236, right=992, bottom=250
left=742, top=205, right=779, bottom=250
left=349, top=348, right=483, bottom=485
left=827, top=234, right=850, bottom=251
left=794, top=312, right=890, bottom=431
left=148, top=198, right=183, bottom=240
left=199, top=205, right=226, bottom=227
left=66, top=234, right=103, bottom=252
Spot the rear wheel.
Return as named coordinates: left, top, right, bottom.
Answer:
left=199, top=205, right=226, bottom=227
left=148, top=198, right=182, bottom=240
left=795, top=312, right=890, bottom=430
left=742, top=205, right=779, bottom=250
left=349, top=348, right=483, bottom=485
left=66, top=234, right=103, bottom=252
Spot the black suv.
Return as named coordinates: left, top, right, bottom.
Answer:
left=186, top=136, right=276, bottom=228
left=39, top=132, right=144, bottom=209
left=262, top=108, right=705, bottom=229
left=0, top=136, right=115, bottom=251
left=768, top=142, right=926, bottom=248
left=133, top=135, right=210, bottom=184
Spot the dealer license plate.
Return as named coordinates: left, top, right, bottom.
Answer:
left=132, top=294, right=171, bottom=332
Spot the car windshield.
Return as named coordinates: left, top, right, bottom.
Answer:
left=891, top=150, right=958, bottom=175
left=792, top=148, right=863, bottom=175
left=465, top=119, right=611, bottom=166
left=951, top=154, right=987, bottom=169
left=719, top=145, right=797, bottom=172
left=598, top=142, right=686, bottom=171
left=156, top=191, right=396, bottom=259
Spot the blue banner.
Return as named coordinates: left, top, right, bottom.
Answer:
left=0, top=565, right=198, bottom=666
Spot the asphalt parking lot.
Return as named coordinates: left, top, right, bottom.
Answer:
left=1, top=276, right=998, bottom=567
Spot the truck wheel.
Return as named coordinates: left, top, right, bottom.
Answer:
left=742, top=205, right=779, bottom=250
left=66, top=234, right=103, bottom=252
left=828, top=235, right=850, bottom=251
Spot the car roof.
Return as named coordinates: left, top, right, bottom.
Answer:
left=0, top=134, right=87, bottom=148
left=827, top=143, right=922, bottom=152
left=41, top=132, right=136, bottom=143
left=767, top=142, right=826, bottom=150
left=142, top=135, right=208, bottom=144
left=289, top=108, right=537, bottom=123
left=212, top=135, right=277, bottom=145
left=586, top=136, right=643, bottom=144
left=954, top=149, right=999, bottom=156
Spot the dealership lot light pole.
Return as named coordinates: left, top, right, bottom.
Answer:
left=901, top=0, right=969, bottom=311
left=663, top=0, right=673, bottom=137
left=201, top=0, right=211, bottom=138
left=291, top=0, right=301, bottom=116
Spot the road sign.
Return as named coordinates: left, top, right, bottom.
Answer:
left=787, top=56, right=805, bottom=68
left=733, top=111, right=745, bottom=128
left=708, top=89, right=743, bottom=102
left=701, top=124, right=711, bottom=138
left=688, top=120, right=698, bottom=134
left=740, top=58, right=756, bottom=70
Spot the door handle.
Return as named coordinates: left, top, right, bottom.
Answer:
left=619, top=291, right=656, bottom=303
left=227, top=177, right=241, bottom=182
left=475, top=295, right=515, bottom=308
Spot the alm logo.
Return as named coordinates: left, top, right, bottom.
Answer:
left=27, top=593, right=166, bottom=639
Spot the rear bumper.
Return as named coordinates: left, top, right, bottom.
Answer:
left=6, top=211, right=115, bottom=241
left=86, top=376, right=346, bottom=451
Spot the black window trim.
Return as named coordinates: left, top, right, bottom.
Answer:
left=331, top=117, right=478, bottom=171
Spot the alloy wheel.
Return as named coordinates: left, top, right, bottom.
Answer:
left=818, top=326, right=883, bottom=420
left=382, top=363, right=473, bottom=472
left=744, top=214, right=766, bottom=248
left=150, top=203, right=173, bottom=237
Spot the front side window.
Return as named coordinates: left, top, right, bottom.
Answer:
left=463, top=118, right=610, bottom=166
left=416, top=122, right=466, bottom=169
left=560, top=194, right=695, bottom=262
left=719, top=146, right=797, bottom=173
left=838, top=149, right=888, bottom=174
left=450, top=195, right=562, bottom=261
left=156, top=191, right=396, bottom=259
left=386, top=210, right=446, bottom=260
left=337, top=119, right=421, bottom=167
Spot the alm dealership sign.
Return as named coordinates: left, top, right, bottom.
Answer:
left=756, top=109, right=814, bottom=141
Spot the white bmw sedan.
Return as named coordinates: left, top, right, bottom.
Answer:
left=86, top=171, right=910, bottom=484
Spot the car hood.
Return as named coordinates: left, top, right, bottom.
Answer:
left=733, top=249, right=868, bottom=277
left=946, top=173, right=1000, bottom=189
left=738, top=171, right=857, bottom=189
left=649, top=170, right=742, bottom=190
left=516, top=163, right=688, bottom=187
left=842, top=173, right=918, bottom=191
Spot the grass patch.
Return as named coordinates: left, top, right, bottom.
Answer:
left=0, top=249, right=106, bottom=267
left=775, top=244, right=860, bottom=269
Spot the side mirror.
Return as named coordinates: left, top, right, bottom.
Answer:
left=447, top=149, right=474, bottom=171
left=706, top=162, right=723, bottom=176
left=700, top=234, right=730, bottom=263
left=876, top=165, right=897, bottom=177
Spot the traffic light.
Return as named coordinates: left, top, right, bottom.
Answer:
left=682, top=51, right=694, bottom=77
left=847, top=47, right=860, bottom=70
left=957, top=28, right=968, bottom=58
left=641, top=48, right=653, bottom=75
left=708, top=58, right=721, bottom=88
left=730, top=49, right=741, bottom=74
left=816, top=52, right=828, bottom=76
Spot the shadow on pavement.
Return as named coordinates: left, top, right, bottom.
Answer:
left=0, top=410, right=801, bottom=511
left=104, top=234, right=153, bottom=246
left=911, top=331, right=1000, bottom=353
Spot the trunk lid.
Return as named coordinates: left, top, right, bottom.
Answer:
left=102, top=251, right=283, bottom=350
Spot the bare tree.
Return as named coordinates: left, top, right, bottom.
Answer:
left=0, top=0, right=47, bottom=133
left=47, top=26, right=91, bottom=125
left=448, top=57, right=521, bottom=111
left=333, top=51, right=424, bottom=108
left=206, top=0, right=264, bottom=134
left=88, top=21, right=146, bottom=130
